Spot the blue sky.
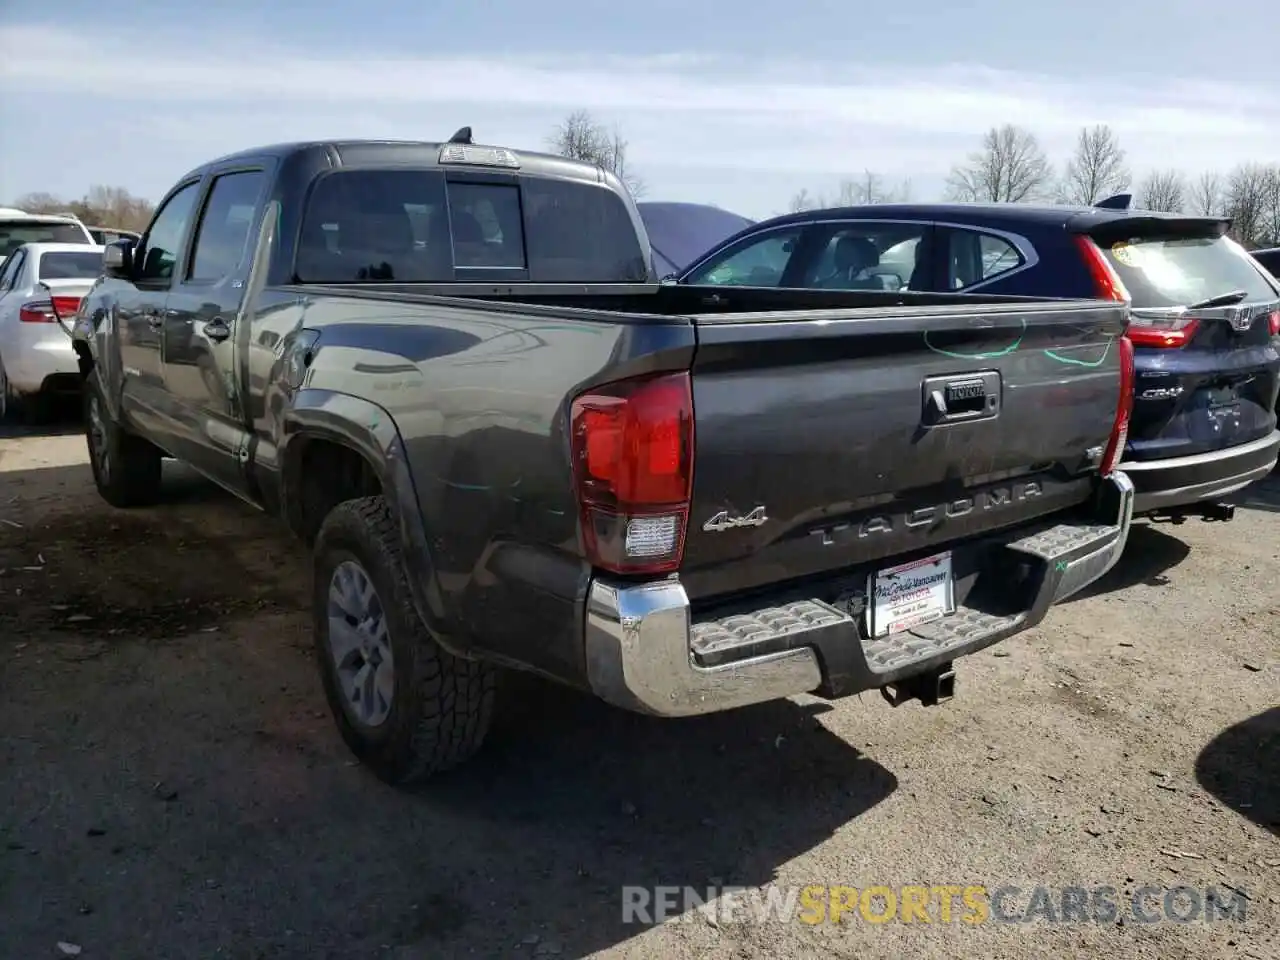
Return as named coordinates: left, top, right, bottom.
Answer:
left=2, top=1, right=1277, bottom=218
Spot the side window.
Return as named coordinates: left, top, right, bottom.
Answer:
left=0, top=252, right=18, bottom=291
left=799, top=223, right=930, bottom=291
left=137, top=181, right=201, bottom=284
left=2, top=251, right=27, bottom=291
left=685, top=229, right=803, bottom=287
left=188, top=171, right=266, bottom=282
left=945, top=230, right=1025, bottom=290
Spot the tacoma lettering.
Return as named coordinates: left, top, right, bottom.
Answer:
left=809, top=482, right=1044, bottom=545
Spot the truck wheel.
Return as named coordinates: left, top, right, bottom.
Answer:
left=84, top=378, right=163, bottom=507
left=313, top=496, right=496, bottom=784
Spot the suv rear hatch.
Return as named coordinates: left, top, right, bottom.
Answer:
left=1073, top=216, right=1280, bottom=462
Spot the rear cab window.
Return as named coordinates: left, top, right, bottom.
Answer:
left=294, top=169, right=648, bottom=283
left=0, top=220, right=91, bottom=259
left=1099, top=233, right=1278, bottom=308
left=37, top=250, right=104, bottom=280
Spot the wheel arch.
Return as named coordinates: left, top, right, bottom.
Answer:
left=279, top=388, right=458, bottom=648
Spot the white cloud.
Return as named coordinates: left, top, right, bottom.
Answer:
left=1, top=22, right=1277, bottom=215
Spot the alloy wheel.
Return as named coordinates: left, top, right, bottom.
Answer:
left=87, top=393, right=111, bottom=483
left=327, top=559, right=395, bottom=728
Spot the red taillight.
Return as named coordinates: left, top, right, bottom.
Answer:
left=51, top=296, right=82, bottom=319
left=570, top=371, right=694, bottom=575
left=1126, top=319, right=1200, bottom=349
left=1269, top=310, right=1280, bottom=336
left=18, top=301, right=56, bottom=323
left=1101, top=335, right=1134, bottom=476
left=1074, top=235, right=1130, bottom=303
left=18, top=297, right=81, bottom=324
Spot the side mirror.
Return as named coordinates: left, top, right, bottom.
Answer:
left=103, top=238, right=135, bottom=280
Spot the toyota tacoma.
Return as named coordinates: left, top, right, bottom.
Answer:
left=71, top=134, right=1137, bottom=785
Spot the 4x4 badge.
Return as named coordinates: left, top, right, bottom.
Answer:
left=702, top=506, right=768, bottom=532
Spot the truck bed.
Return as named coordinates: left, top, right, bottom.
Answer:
left=288, top=282, right=1127, bottom=607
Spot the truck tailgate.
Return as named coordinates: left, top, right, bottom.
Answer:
left=681, top=300, right=1127, bottom=602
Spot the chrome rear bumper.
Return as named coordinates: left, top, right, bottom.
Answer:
left=583, top=471, right=1134, bottom=718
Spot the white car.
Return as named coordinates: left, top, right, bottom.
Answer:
left=0, top=241, right=105, bottom=422
left=0, top=209, right=95, bottom=263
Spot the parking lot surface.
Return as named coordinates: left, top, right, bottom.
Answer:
left=1, top=418, right=1276, bottom=960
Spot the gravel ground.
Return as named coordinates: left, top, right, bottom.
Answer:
left=1, top=416, right=1276, bottom=960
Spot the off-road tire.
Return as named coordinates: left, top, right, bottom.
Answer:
left=83, top=376, right=163, bottom=508
left=313, top=496, right=497, bottom=784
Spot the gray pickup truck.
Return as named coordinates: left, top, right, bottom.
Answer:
left=70, top=135, right=1136, bottom=786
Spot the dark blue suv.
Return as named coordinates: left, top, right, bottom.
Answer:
left=676, top=200, right=1280, bottom=519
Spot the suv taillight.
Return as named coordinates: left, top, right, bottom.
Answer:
left=1124, top=317, right=1200, bottom=348
left=1269, top=310, right=1280, bottom=336
left=1075, top=235, right=1130, bottom=303
left=1101, top=335, right=1134, bottom=476
left=1075, top=235, right=1201, bottom=348
left=570, top=371, right=694, bottom=575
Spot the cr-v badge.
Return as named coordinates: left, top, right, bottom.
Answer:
left=702, top=506, right=768, bottom=532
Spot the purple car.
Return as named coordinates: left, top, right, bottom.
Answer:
left=637, top=201, right=754, bottom=278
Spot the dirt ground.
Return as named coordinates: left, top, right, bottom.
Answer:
left=1, top=414, right=1276, bottom=960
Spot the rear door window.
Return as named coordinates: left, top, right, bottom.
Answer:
left=943, top=229, right=1025, bottom=290
left=295, top=169, right=647, bottom=283
left=37, top=250, right=104, bottom=280
left=1099, top=234, right=1278, bottom=307
left=189, top=170, right=267, bottom=282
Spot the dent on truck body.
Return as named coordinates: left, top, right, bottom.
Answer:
left=270, top=287, right=696, bottom=684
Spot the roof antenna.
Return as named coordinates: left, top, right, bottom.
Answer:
left=1094, top=193, right=1132, bottom=210
left=448, top=126, right=473, bottom=144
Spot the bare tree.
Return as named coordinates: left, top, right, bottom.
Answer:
left=12, top=186, right=155, bottom=232
left=1189, top=170, right=1222, bottom=217
left=1223, top=163, right=1271, bottom=247
left=1137, top=169, right=1186, bottom=213
left=1059, top=125, right=1131, bottom=205
left=834, top=171, right=911, bottom=205
left=1261, top=165, right=1280, bottom=247
left=11, top=191, right=66, bottom=214
left=788, top=172, right=911, bottom=212
left=789, top=188, right=817, bottom=213
left=945, top=125, right=1054, bottom=204
left=547, top=110, right=646, bottom=197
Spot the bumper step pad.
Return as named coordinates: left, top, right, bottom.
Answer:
left=689, top=515, right=1126, bottom=676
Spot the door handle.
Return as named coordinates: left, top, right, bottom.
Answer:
left=202, top=317, right=231, bottom=342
